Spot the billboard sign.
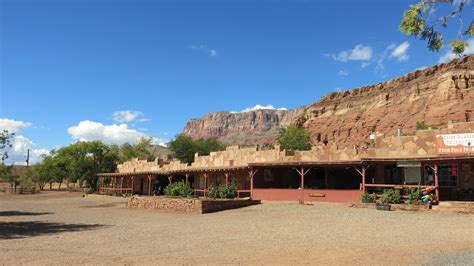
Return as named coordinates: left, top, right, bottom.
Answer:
left=436, top=133, right=474, bottom=155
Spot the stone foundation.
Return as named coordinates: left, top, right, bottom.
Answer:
left=127, top=196, right=260, bottom=214
left=350, top=202, right=431, bottom=211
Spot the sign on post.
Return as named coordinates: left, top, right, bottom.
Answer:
left=436, top=133, right=474, bottom=155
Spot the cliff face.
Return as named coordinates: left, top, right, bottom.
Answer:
left=183, top=109, right=304, bottom=145
left=183, top=55, right=474, bottom=146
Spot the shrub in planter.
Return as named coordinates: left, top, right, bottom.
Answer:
left=207, top=186, right=220, bottom=199
left=405, top=187, right=422, bottom=204
left=208, top=182, right=238, bottom=199
left=380, top=188, right=401, bottom=204
left=361, top=192, right=376, bottom=203
left=164, top=181, right=193, bottom=197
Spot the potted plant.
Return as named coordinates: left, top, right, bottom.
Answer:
left=376, top=189, right=401, bottom=211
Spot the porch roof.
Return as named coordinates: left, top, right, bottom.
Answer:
left=361, top=155, right=474, bottom=163
left=248, top=160, right=363, bottom=167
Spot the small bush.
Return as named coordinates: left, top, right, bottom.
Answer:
left=416, top=122, right=439, bottom=131
left=405, top=187, right=422, bottom=204
left=380, top=189, right=401, bottom=204
left=208, top=182, right=238, bottom=199
left=361, top=192, right=376, bottom=203
left=164, top=181, right=193, bottom=197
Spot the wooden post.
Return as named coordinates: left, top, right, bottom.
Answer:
left=224, top=172, right=230, bottom=185
left=203, top=173, right=208, bottom=197
left=131, top=176, right=135, bottom=195
left=294, top=166, right=311, bottom=204
left=300, top=166, right=304, bottom=204
left=362, top=167, right=366, bottom=192
left=434, top=165, right=439, bottom=201
left=120, top=177, right=124, bottom=191
left=185, top=173, right=189, bottom=185
left=354, top=166, right=368, bottom=192
left=248, top=168, right=258, bottom=199
left=148, top=175, right=152, bottom=196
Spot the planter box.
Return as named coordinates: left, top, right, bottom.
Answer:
left=127, top=196, right=260, bottom=214
left=376, top=203, right=391, bottom=211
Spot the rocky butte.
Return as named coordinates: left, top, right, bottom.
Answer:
left=183, top=55, right=474, bottom=147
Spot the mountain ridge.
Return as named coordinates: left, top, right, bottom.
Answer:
left=183, top=55, right=474, bottom=147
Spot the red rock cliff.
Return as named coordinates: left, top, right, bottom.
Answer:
left=183, top=55, right=474, bottom=146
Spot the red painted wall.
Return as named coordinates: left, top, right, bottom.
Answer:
left=252, top=189, right=361, bottom=203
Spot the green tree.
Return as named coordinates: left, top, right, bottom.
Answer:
left=400, top=0, right=472, bottom=54
left=168, top=134, right=226, bottom=164
left=0, top=130, right=15, bottom=163
left=37, top=151, right=69, bottom=189
left=168, top=134, right=196, bottom=164
left=0, top=164, right=14, bottom=189
left=19, top=166, right=39, bottom=193
left=56, top=141, right=119, bottom=190
left=119, top=137, right=155, bottom=162
left=278, top=125, right=312, bottom=151
left=194, top=138, right=226, bottom=156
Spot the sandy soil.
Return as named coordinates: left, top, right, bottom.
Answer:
left=1, top=191, right=473, bottom=265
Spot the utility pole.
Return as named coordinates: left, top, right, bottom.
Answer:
left=26, top=149, right=30, bottom=168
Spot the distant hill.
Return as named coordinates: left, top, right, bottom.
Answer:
left=183, top=55, right=474, bottom=147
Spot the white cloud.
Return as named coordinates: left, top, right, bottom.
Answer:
left=0, top=118, right=49, bottom=165
left=190, top=45, right=218, bottom=57
left=113, top=110, right=144, bottom=123
left=390, top=41, right=410, bottom=61
left=0, top=118, right=32, bottom=133
left=232, top=105, right=288, bottom=113
left=7, top=135, right=49, bottom=165
left=68, top=120, right=153, bottom=145
left=338, top=70, right=349, bottom=77
left=333, top=44, right=373, bottom=62
left=13, top=135, right=34, bottom=154
left=439, top=38, right=474, bottom=64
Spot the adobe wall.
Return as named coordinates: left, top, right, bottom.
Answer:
left=116, top=121, right=474, bottom=173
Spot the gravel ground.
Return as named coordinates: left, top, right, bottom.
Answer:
left=1, top=191, right=473, bottom=265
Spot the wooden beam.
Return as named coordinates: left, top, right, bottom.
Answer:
left=434, top=165, right=439, bottom=201
left=224, top=172, right=230, bottom=185
left=203, top=173, right=208, bottom=197
left=148, top=175, right=152, bottom=196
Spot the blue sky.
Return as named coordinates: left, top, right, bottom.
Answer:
left=1, top=0, right=473, bottom=164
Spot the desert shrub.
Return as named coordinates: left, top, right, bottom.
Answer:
left=361, top=192, right=376, bottom=203
left=164, top=181, right=193, bottom=197
left=207, top=182, right=238, bottom=199
left=380, top=189, right=401, bottom=204
left=416, top=122, right=439, bottom=131
left=207, top=186, right=219, bottom=199
left=405, top=187, right=422, bottom=204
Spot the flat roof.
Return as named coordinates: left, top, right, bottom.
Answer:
left=248, top=160, right=362, bottom=167
left=97, top=155, right=474, bottom=176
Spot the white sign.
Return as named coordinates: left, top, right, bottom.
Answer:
left=436, top=133, right=474, bottom=154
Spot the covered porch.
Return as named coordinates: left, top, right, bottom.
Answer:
left=362, top=155, right=474, bottom=201
left=248, top=161, right=364, bottom=203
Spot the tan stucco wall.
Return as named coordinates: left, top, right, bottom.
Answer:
left=116, top=121, right=474, bottom=174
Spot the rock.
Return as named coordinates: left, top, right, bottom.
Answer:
left=183, top=55, right=474, bottom=147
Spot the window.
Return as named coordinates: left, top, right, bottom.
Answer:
left=439, top=164, right=458, bottom=187
left=404, top=167, right=421, bottom=184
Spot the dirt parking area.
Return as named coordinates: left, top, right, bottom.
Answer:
left=1, top=191, right=473, bottom=265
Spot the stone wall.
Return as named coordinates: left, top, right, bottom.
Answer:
left=116, top=121, right=474, bottom=174
left=126, top=196, right=260, bottom=214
